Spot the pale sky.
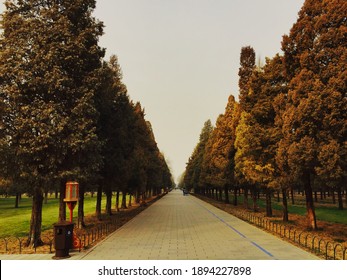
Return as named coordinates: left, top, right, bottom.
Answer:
left=0, top=0, right=305, bottom=182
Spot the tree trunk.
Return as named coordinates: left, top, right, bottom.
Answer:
left=128, top=194, right=132, bottom=207
left=135, top=190, right=140, bottom=204
left=121, top=192, right=127, bottom=209
left=95, top=184, right=102, bottom=220
left=303, top=172, right=317, bottom=230
left=58, top=180, right=66, bottom=222
left=105, top=186, right=112, bottom=216
left=290, top=187, right=295, bottom=205
left=44, top=190, right=48, bottom=204
left=251, top=187, right=257, bottom=212
left=282, top=188, right=289, bottom=222
left=243, top=187, right=249, bottom=208
left=265, top=189, right=272, bottom=217
left=115, top=190, right=120, bottom=211
left=78, top=184, right=85, bottom=228
left=15, top=193, right=20, bottom=208
left=332, top=189, right=336, bottom=204
left=224, top=185, right=230, bottom=204
left=27, top=186, right=44, bottom=247
left=337, top=186, right=343, bottom=210
left=219, top=188, right=223, bottom=201
left=141, top=192, right=147, bottom=205
left=233, top=186, right=238, bottom=206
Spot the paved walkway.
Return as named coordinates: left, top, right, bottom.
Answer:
left=1, top=190, right=320, bottom=260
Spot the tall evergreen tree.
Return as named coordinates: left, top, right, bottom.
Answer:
left=184, top=120, right=213, bottom=194
left=201, top=96, right=240, bottom=203
left=238, top=46, right=256, bottom=112
left=144, top=124, right=170, bottom=197
left=235, top=45, right=257, bottom=210
left=234, top=111, right=259, bottom=211
left=0, top=0, right=104, bottom=245
left=236, top=55, right=287, bottom=217
left=279, top=0, right=347, bottom=228
left=94, top=55, right=129, bottom=217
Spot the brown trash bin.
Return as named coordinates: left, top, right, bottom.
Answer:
left=53, top=221, right=74, bottom=259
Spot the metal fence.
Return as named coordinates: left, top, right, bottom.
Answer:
left=2, top=192, right=344, bottom=259
left=0, top=207, right=147, bottom=255
left=0, top=235, right=54, bottom=254
left=0, top=194, right=165, bottom=255
left=237, top=211, right=347, bottom=260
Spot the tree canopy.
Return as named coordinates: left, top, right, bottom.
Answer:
left=0, top=0, right=173, bottom=244
left=184, top=0, right=346, bottom=229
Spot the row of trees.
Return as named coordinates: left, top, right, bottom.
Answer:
left=0, top=0, right=173, bottom=246
left=183, top=0, right=346, bottom=230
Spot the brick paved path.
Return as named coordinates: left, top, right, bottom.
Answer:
left=76, top=189, right=320, bottom=260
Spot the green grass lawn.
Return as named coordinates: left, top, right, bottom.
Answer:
left=0, top=194, right=128, bottom=238
left=233, top=195, right=347, bottom=225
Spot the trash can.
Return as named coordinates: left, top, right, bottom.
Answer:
left=53, top=221, right=74, bottom=259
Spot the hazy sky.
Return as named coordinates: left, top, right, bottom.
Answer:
left=0, top=0, right=305, bottom=182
